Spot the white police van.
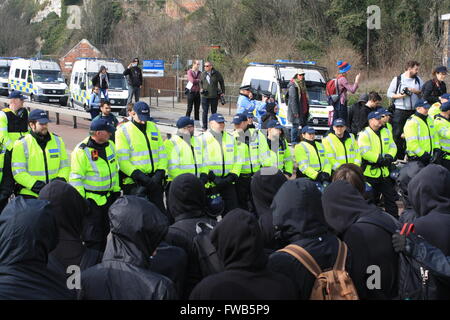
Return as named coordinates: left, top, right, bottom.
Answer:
left=9, top=58, right=69, bottom=105
left=241, top=60, right=333, bottom=140
left=69, top=58, right=129, bottom=114
left=0, top=58, right=16, bottom=96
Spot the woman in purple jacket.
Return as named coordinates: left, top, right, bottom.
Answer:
left=186, top=60, right=201, bottom=122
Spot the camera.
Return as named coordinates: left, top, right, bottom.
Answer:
left=401, top=87, right=412, bottom=96
left=218, top=90, right=226, bottom=105
left=201, top=89, right=208, bottom=95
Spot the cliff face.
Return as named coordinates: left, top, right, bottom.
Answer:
left=31, top=0, right=62, bottom=23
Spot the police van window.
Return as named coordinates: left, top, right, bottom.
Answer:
left=0, top=66, right=9, bottom=78
left=250, top=79, right=270, bottom=92
left=15, top=69, right=20, bottom=78
left=271, top=83, right=277, bottom=96
left=20, top=70, right=27, bottom=80
left=74, top=72, right=79, bottom=84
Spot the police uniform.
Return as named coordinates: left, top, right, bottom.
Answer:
left=12, top=109, right=69, bottom=199
left=433, top=101, right=450, bottom=170
left=69, top=118, right=120, bottom=250
left=264, top=120, right=293, bottom=176
left=0, top=91, right=29, bottom=151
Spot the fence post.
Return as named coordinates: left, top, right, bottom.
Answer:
left=156, top=90, right=159, bottom=108
left=172, top=90, right=175, bottom=108
left=228, top=95, right=232, bottom=115
left=56, top=112, right=60, bottom=125
left=73, top=116, right=77, bottom=129
left=149, top=88, right=152, bottom=106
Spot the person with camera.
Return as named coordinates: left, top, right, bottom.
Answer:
left=387, top=60, right=424, bottom=161
left=185, top=60, right=201, bottom=124
left=199, top=62, right=225, bottom=131
left=236, top=85, right=268, bottom=121
left=287, top=70, right=309, bottom=145
left=123, top=58, right=143, bottom=104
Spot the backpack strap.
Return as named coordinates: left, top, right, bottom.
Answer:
left=333, top=239, right=348, bottom=271
left=278, top=244, right=322, bottom=277
left=395, top=75, right=402, bottom=94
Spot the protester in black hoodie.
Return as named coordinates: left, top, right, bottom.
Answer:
left=165, top=173, right=217, bottom=298
left=251, top=169, right=287, bottom=250
left=322, top=180, right=399, bottom=300
left=268, top=179, right=346, bottom=299
left=396, top=161, right=424, bottom=223
left=0, top=197, right=74, bottom=299
left=79, top=196, right=176, bottom=300
left=407, top=164, right=450, bottom=256
left=189, top=209, right=297, bottom=300
left=38, top=180, right=103, bottom=280
left=260, top=102, right=278, bottom=129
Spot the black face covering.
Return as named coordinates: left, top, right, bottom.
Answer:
left=168, top=173, right=206, bottom=221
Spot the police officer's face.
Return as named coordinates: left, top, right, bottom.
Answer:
left=10, top=98, right=24, bottom=109
left=210, top=121, right=224, bottom=132
left=333, top=126, right=346, bottom=136
left=31, top=121, right=48, bottom=136
left=234, top=122, right=247, bottom=131
left=186, top=124, right=195, bottom=136
left=95, top=130, right=111, bottom=143
left=439, top=97, right=449, bottom=104
left=369, top=118, right=382, bottom=130
left=380, top=115, right=388, bottom=125
left=302, top=132, right=315, bottom=141
left=417, top=106, right=429, bottom=116
left=131, top=111, right=146, bottom=124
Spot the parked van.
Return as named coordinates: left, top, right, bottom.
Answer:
left=0, top=58, right=16, bottom=96
left=69, top=58, right=128, bottom=113
left=241, top=60, right=333, bottom=140
left=9, top=58, right=69, bottom=105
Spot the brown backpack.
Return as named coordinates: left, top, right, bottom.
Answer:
left=278, top=239, right=359, bottom=300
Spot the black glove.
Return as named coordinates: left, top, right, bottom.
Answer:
left=110, top=191, right=121, bottom=203
left=131, top=170, right=153, bottom=187
left=392, top=233, right=414, bottom=254
left=418, top=152, right=431, bottom=165
left=224, top=173, right=238, bottom=184
left=317, top=172, right=331, bottom=183
left=31, top=181, right=46, bottom=194
left=199, top=173, right=209, bottom=185
left=207, top=171, right=216, bottom=182
left=380, top=155, right=394, bottom=167
left=375, top=154, right=384, bottom=166
left=151, top=169, right=166, bottom=186
left=431, top=148, right=444, bottom=165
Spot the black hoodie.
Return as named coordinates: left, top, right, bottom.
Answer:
left=189, top=209, right=297, bottom=300
left=79, top=196, right=176, bottom=300
left=251, top=169, right=287, bottom=250
left=39, top=181, right=102, bottom=280
left=268, top=179, right=344, bottom=299
left=397, top=161, right=424, bottom=223
left=408, top=164, right=450, bottom=255
left=165, top=173, right=217, bottom=298
left=322, top=180, right=399, bottom=300
left=0, top=197, right=74, bottom=299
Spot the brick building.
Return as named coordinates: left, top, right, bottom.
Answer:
left=165, top=0, right=204, bottom=19
left=59, top=39, right=102, bottom=75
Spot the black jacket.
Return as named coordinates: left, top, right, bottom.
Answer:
left=251, top=170, right=287, bottom=250
left=268, top=179, right=344, bottom=299
left=189, top=209, right=297, bottom=300
left=422, top=79, right=447, bottom=105
left=91, top=72, right=110, bottom=89
left=79, top=196, right=177, bottom=300
left=407, top=165, right=450, bottom=256
left=123, top=66, right=143, bottom=87
left=397, top=161, right=424, bottom=223
left=322, top=181, right=399, bottom=300
left=349, top=102, right=374, bottom=134
left=38, top=181, right=102, bottom=280
left=200, top=68, right=225, bottom=99
left=165, top=173, right=217, bottom=298
left=0, top=197, right=74, bottom=299
left=261, top=103, right=278, bottom=129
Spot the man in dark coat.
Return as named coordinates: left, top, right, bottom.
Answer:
left=39, top=180, right=103, bottom=281
left=78, top=196, right=177, bottom=300
left=189, top=209, right=297, bottom=300
left=164, top=173, right=217, bottom=298
left=407, top=164, right=450, bottom=256
left=251, top=169, right=287, bottom=250
left=287, top=72, right=309, bottom=144
left=0, top=197, right=74, bottom=299
left=267, top=179, right=347, bottom=299
left=322, top=180, right=399, bottom=300
left=123, top=58, right=143, bottom=104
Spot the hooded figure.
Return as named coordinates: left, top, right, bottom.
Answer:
left=260, top=102, right=278, bottom=129
left=407, top=164, right=450, bottom=255
left=267, top=179, right=346, bottom=299
left=0, top=197, right=73, bottom=299
left=397, top=161, right=424, bottom=223
left=189, top=209, right=297, bottom=300
left=322, top=180, right=399, bottom=300
left=251, top=170, right=287, bottom=250
left=165, top=173, right=217, bottom=298
left=79, top=196, right=176, bottom=300
left=39, top=181, right=103, bottom=279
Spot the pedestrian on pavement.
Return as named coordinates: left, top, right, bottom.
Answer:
left=333, top=60, right=361, bottom=123
left=12, top=109, right=70, bottom=199
left=422, top=66, right=447, bottom=105
left=189, top=209, right=297, bottom=300
left=91, top=65, right=109, bottom=101
left=199, top=62, right=225, bottom=131
left=78, top=196, right=177, bottom=300
left=69, top=117, right=120, bottom=251
left=0, top=91, right=29, bottom=150
left=287, top=70, right=309, bottom=145
left=185, top=60, right=201, bottom=123
left=88, top=86, right=102, bottom=120
left=123, top=58, right=143, bottom=104
left=348, top=93, right=368, bottom=134
left=387, top=60, right=423, bottom=160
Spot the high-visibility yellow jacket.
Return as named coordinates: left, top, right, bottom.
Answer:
left=164, top=134, right=203, bottom=181
left=266, top=137, right=293, bottom=175
left=433, top=114, right=450, bottom=160
left=115, top=121, right=167, bottom=185
left=69, top=137, right=120, bottom=206
left=358, top=126, right=397, bottom=178
left=0, top=108, right=29, bottom=151
left=403, top=114, right=439, bottom=158
left=295, top=140, right=331, bottom=180
left=233, top=128, right=271, bottom=175
left=429, top=102, right=441, bottom=119
left=12, top=133, right=69, bottom=198
left=322, top=132, right=361, bottom=171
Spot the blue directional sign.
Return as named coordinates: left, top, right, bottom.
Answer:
left=143, top=60, right=165, bottom=77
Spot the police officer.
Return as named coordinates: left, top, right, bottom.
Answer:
left=11, top=109, right=69, bottom=199
left=322, top=118, right=361, bottom=174
left=201, top=113, right=241, bottom=214
left=232, top=113, right=270, bottom=211
left=265, top=120, right=293, bottom=178
left=403, top=99, right=440, bottom=166
left=244, top=110, right=257, bottom=129
left=237, top=85, right=267, bottom=118
left=358, top=111, right=398, bottom=218
left=115, top=101, right=167, bottom=214
left=0, top=91, right=29, bottom=151
left=69, top=117, right=120, bottom=250
left=295, top=126, right=331, bottom=182
left=429, top=93, right=450, bottom=119
left=433, top=101, right=450, bottom=170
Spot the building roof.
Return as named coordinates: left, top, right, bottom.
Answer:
left=60, top=39, right=102, bottom=60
